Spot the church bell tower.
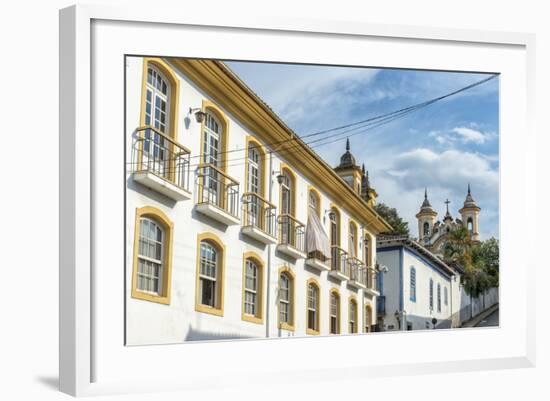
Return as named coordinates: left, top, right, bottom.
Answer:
left=459, top=184, right=481, bottom=242
left=415, top=188, right=438, bottom=245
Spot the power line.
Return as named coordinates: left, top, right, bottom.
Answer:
left=128, top=73, right=498, bottom=171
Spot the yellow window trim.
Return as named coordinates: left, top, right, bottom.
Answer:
left=278, top=266, right=296, bottom=332
left=329, top=204, right=341, bottom=247
left=308, top=186, right=322, bottom=218
left=131, top=206, right=174, bottom=305
left=349, top=296, right=358, bottom=334
left=139, top=58, right=180, bottom=141
left=241, top=251, right=265, bottom=325
left=349, top=220, right=358, bottom=257
left=363, top=230, right=374, bottom=266
left=306, top=278, right=321, bottom=336
left=364, top=304, right=373, bottom=333
left=328, top=288, right=341, bottom=335
left=279, top=163, right=297, bottom=218
left=199, top=99, right=230, bottom=172
left=195, top=232, right=226, bottom=317
left=244, top=136, right=267, bottom=198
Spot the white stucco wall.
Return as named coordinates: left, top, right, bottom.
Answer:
left=377, top=246, right=458, bottom=331
left=125, top=57, right=378, bottom=345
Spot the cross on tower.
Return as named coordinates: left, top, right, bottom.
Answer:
left=445, top=198, right=451, bottom=214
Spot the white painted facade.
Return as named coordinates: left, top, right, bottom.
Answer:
left=376, top=239, right=461, bottom=331
left=125, top=57, right=382, bottom=345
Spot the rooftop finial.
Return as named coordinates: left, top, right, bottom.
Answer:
left=445, top=198, right=451, bottom=214
left=424, top=187, right=428, bottom=200
left=346, top=137, right=350, bottom=151
left=468, top=183, right=471, bottom=196
left=362, top=163, right=365, bottom=174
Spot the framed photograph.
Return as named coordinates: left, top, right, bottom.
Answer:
left=59, top=4, right=536, bottom=396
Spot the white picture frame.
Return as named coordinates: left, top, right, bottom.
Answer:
left=59, top=4, right=536, bottom=397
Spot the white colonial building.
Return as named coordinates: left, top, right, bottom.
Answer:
left=125, top=57, right=392, bottom=345
left=376, top=236, right=462, bottom=330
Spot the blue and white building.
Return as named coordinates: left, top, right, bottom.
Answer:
left=376, top=235, right=461, bottom=331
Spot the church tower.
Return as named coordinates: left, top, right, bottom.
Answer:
left=415, top=188, right=438, bottom=245
left=360, top=164, right=378, bottom=207
left=459, top=184, right=481, bottom=242
left=334, top=138, right=363, bottom=195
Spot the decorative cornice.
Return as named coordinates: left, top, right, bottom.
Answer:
left=171, top=58, right=393, bottom=234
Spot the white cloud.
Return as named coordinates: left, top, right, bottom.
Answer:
left=451, top=127, right=487, bottom=144
left=371, top=147, right=499, bottom=238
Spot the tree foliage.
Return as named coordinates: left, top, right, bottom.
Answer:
left=442, top=226, right=499, bottom=297
left=374, top=202, right=410, bottom=235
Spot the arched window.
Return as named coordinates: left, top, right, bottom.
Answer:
left=349, top=298, right=358, bottom=334
left=410, top=267, right=417, bottom=302
left=364, top=233, right=372, bottom=266
left=195, top=233, right=225, bottom=316
left=242, top=253, right=264, bottom=324
left=423, top=221, right=430, bottom=236
left=329, top=290, right=340, bottom=334
left=437, top=283, right=442, bottom=312
left=245, top=140, right=265, bottom=228
left=467, top=217, right=474, bottom=234
left=280, top=166, right=296, bottom=246
left=444, top=287, right=448, bottom=306
left=349, top=222, right=358, bottom=257
left=306, top=280, right=320, bottom=334
left=364, top=305, right=372, bottom=333
left=308, top=188, right=321, bottom=217
left=429, top=278, right=434, bottom=310
left=132, top=206, right=173, bottom=305
left=278, top=267, right=295, bottom=331
left=330, top=207, right=341, bottom=271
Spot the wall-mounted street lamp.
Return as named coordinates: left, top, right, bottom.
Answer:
left=271, top=171, right=285, bottom=185
left=188, top=107, right=207, bottom=123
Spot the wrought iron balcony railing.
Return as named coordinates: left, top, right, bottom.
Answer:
left=277, top=214, right=306, bottom=253
left=131, top=126, right=191, bottom=193
left=365, top=267, right=378, bottom=292
left=242, top=192, right=276, bottom=238
left=330, top=245, right=350, bottom=279
left=348, top=257, right=367, bottom=287
left=377, top=295, right=386, bottom=316
left=196, top=164, right=240, bottom=221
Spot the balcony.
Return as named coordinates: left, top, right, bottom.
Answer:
left=364, top=267, right=380, bottom=297
left=305, top=251, right=330, bottom=272
left=241, top=193, right=277, bottom=245
left=348, top=257, right=367, bottom=290
left=131, top=126, right=192, bottom=201
left=328, top=246, right=350, bottom=281
left=195, top=164, right=240, bottom=225
left=276, top=214, right=306, bottom=259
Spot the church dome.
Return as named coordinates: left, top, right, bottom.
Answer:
left=463, top=184, right=478, bottom=208
left=336, top=138, right=357, bottom=169
left=419, top=188, right=436, bottom=214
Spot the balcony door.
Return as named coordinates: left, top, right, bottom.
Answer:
left=280, top=172, right=293, bottom=245
left=143, top=66, right=170, bottom=178
left=202, top=112, right=222, bottom=207
left=247, top=146, right=261, bottom=227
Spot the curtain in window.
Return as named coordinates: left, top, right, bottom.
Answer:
left=305, top=205, right=330, bottom=260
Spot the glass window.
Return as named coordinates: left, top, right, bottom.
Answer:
left=410, top=267, right=416, bottom=302
left=307, top=283, right=319, bottom=332
left=437, top=283, right=442, bottom=312
left=244, top=259, right=259, bottom=317
left=199, top=241, right=218, bottom=308
left=349, top=300, right=357, bottom=333
left=364, top=306, right=372, bottom=333
left=444, top=287, right=448, bottom=306
left=247, top=146, right=261, bottom=194
left=330, top=292, right=339, bottom=334
left=429, top=279, right=434, bottom=310
left=364, top=235, right=370, bottom=266
left=137, top=217, right=164, bottom=295
left=279, top=273, right=291, bottom=325
left=423, top=221, right=430, bottom=236
left=349, top=223, right=357, bottom=257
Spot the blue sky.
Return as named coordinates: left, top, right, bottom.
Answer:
left=226, top=61, right=500, bottom=240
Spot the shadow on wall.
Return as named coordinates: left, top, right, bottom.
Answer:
left=184, top=326, right=255, bottom=342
